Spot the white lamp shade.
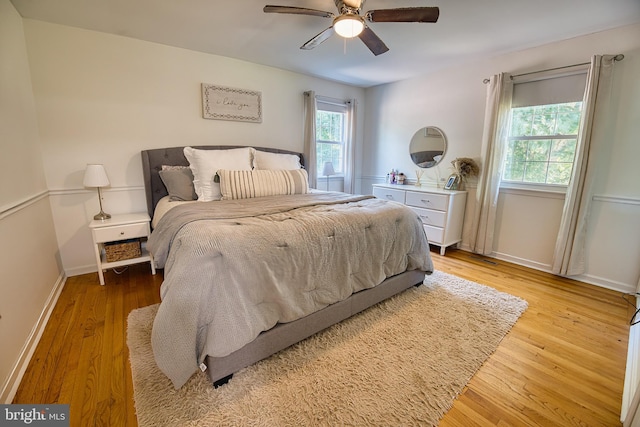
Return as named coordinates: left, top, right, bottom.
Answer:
left=83, top=164, right=110, bottom=187
left=333, top=15, right=364, bottom=38
left=322, top=161, right=335, bottom=176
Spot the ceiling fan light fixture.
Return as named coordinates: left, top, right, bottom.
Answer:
left=333, top=14, right=364, bottom=38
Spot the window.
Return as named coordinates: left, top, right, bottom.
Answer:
left=316, top=100, right=346, bottom=175
left=501, top=68, right=587, bottom=188
left=503, top=102, right=582, bottom=185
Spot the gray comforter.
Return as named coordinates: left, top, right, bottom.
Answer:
left=147, top=192, right=433, bottom=388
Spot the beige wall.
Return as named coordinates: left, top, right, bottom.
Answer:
left=0, top=0, right=63, bottom=402
left=363, top=23, right=640, bottom=292
left=22, top=19, right=366, bottom=276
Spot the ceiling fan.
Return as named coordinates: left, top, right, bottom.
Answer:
left=263, top=0, right=439, bottom=56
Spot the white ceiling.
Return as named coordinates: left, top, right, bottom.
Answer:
left=10, top=0, right=640, bottom=87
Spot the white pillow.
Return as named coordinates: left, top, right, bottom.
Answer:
left=252, top=150, right=301, bottom=170
left=183, top=147, right=253, bottom=201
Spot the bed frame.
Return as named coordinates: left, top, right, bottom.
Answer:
left=140, top=145, right=427, bottom=386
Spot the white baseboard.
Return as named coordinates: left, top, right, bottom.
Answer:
left=570, top=273, right=636, bottom=294
left=455, top=247, right=636, bottom=294
left=488, top=251, right=553, bottom=273
left=0, top=273, right=67, bottom=403
left=65, top=264, right=98, bottom=278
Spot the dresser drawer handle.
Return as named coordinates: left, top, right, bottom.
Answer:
left=421, top=199, right=430, bottom=204
left=120, top=231, right=125, bottom=235
left=386, top=195, right=394, bottom=199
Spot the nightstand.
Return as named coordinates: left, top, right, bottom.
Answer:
left=89, top=213, right=156, bottom=285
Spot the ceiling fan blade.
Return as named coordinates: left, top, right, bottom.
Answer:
left=366, top=7, right=439, bottom=23
left=301, top=27, right=335, bottom=50
left=358, top=26, right=389, bottom=56
left=264, top=5, right=334, bottom=18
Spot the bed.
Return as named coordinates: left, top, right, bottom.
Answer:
left=410, top=150, right=444, bottom=168
left=141, top=145, right=434, bottom=389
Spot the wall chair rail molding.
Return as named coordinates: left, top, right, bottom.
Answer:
left=48, top=185, right=146, bottom=197
left=592, top=194, right=640, bottom=206
left=201, top=84, right=262, bottom=123
left=0, top=190, right=49, bottom=221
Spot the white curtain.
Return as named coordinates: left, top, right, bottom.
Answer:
left=469, top=73, right=513, bottom=255
left=552, top=55, right=617, bottom=276
left=303, top=91, right=318, bottom=187
left=343, top=99, right=357, bottom=194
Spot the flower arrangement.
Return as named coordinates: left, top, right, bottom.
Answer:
left=449, top=157, right=480, bottom=190
left=451, top=157, right=480, bottom=180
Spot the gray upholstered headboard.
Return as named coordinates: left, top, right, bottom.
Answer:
left=141, top=146, right=305, bottom=218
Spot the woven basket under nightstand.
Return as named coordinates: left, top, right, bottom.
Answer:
left=104, top=239, right=141, bottom=262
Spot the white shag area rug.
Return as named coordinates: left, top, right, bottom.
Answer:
left=127, top=270, right=528, bottom=427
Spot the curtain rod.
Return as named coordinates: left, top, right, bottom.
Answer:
left=482, top=54, right=624, bottom=84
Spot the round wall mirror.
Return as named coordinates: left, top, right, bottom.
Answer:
left=409, top=126, right=447, bottom=168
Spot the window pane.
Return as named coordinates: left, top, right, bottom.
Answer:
left=531, top=113, right=556, bottom=136
left=549, top=139, right=577, bottom=163
left=316, top=106, right=345, bottom=177
left=316, top=111, right=343, bottom=142
left=523, top=161, right=548, bottom=183
left=547, top=163, right=573, bottom=184
left=526, top=140, right=551, bottom=162
left=510, top=140, right=528, bottom=162
left=503, top=101, right=583, bottom=186
left=510, top=110, right=532, bottom=136
left=558, top=102, right=582, bottom=114
left=504, top=161, right=525, bottom=181
left=316, top=142, right=343, bottom=174
left=534, top=105, right=554, bottom=117
left=555, top=112, right=582, bottom=134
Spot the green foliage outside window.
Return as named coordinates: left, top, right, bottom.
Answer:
left=316, top=111, right=344, bottom=174
left=503, top=102, right=582, bottom=185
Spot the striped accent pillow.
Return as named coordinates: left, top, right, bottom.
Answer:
left=218, top=169, right=309, bottom=200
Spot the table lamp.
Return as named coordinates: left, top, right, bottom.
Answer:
left=322, top=161, right=335, bottom=191
left=83, top=164, right=111, bottom=220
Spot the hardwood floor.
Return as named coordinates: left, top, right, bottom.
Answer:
left=13, top=264, right=163, bottom=427
left=13, top=250, right=633, bottom=426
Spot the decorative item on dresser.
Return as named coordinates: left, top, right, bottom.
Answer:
left=89, top=213, right=156, bottom=285
left=414, top=169, right=424, bottom=186
left=372, top=183, right=467, bottom=255
left=444, top=174, right=461, bottom=190
left=449, top=157, right=480, bottom=191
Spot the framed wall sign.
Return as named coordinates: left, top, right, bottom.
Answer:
left=201, top=84, right=262, bottom=123
left=444, top=174, right=461, bottom=190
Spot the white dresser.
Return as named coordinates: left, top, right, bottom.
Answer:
left=372, top=183, right=467, bottom=255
